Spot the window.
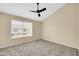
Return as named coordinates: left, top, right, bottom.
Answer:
left=11, top=20, right=32, bottom=39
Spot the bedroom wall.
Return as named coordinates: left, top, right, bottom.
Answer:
left=0, top=12, right=41, bottom=49
left=42, top=4, right=78, bottom=49
left=77, top=4, right=79, bottom=49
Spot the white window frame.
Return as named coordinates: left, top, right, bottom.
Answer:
left=11, top=19, right=32, bottom=39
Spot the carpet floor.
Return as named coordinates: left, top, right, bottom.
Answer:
left=0, top=39, right=78, bottom=56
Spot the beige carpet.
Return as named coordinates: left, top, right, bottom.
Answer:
left=0, top=39, right=78, bottom=56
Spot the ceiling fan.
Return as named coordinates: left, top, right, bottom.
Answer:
left=30, top=3, right=46, bottom=17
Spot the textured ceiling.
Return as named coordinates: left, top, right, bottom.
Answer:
left=0, top=3, right=65, bottom=21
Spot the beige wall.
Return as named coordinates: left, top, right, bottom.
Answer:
left=0, top=12, right=41, bottom=49
left=42, top=4, right=78, bottom=49
left=77, top=4, right=79, bottom=49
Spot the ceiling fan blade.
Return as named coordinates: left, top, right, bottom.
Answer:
left=38, top=13, right=41, bottom=17
left=30, top=10, right=37, bottom=13
left=39, top=8, right=46, bottom=13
